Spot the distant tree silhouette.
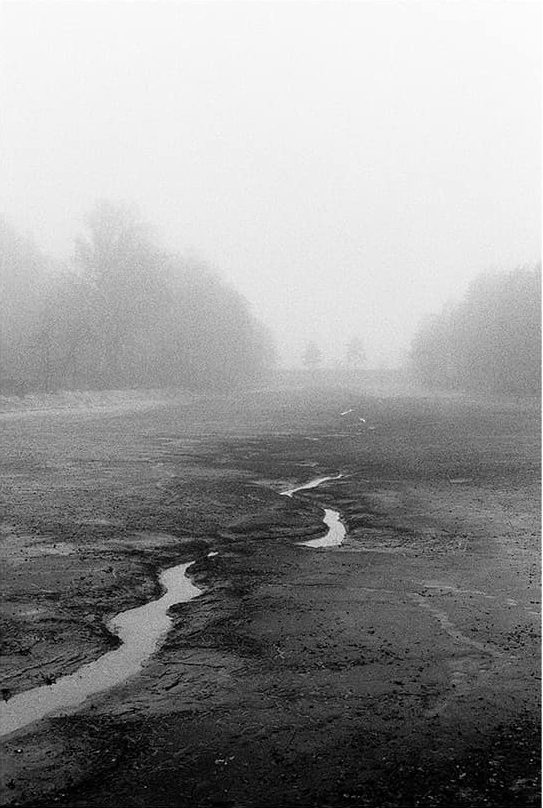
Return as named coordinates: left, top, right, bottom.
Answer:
left=303, top=342, right=322, bottom=368
left=1, top=203, right=275, bottom=393
left=346, top=336, right=366, bottom=368
left=410, top=265, right=541, bottom=395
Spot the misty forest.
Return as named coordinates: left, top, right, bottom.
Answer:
left=1, top=206, right=540, bottom=396
left=410, top=265, right=541, bottom=395
left=0, top=3, right=540, bottom=808
left=0, top=203, right=274, bottom=393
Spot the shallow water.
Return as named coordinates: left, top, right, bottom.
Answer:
left=0, top=561, right=200, bottom=738
left=281, top=474, right=346, bottom=548
left=281, top=475, right=341, bottom=498
left=301, top=506, right=346, bottom=548
left=1, top=474, right=344, bottom=738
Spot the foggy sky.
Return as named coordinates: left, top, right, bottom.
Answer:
left=0, top=1, right=540, bottom=368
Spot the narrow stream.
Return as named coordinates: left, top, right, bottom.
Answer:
left=0, top=561, right=201, bottom=738
left=281, top=474, right=346, bottom=548
left=1, top=474, right=344, bottom=738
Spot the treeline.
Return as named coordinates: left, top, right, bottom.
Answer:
left=410, top=265, right=541, bottom=395
left=0, top=202, right=274, bottom=393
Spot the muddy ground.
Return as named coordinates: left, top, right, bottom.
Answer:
left=0, top=385, right=540, bottom=807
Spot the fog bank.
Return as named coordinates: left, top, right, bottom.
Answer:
left=0, top=1, right=540, bottom=367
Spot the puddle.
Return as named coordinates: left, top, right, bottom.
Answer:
left=281, top=475, right=346, bottom=548
left=0, top=561, right=201, bottom=738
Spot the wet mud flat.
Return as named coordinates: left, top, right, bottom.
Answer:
left=0, top=388, right=540, bottom=807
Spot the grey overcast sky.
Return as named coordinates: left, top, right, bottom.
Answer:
left=0, top=1, right=540, bottom=367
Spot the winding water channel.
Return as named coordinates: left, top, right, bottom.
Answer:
left=0, top=561, right=201, bottom=737
left=1, top=474, right=345, bottom=738
left=281, top=474, right=346, bottom=548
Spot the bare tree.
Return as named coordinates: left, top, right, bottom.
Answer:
left=346, top=336, right=366, bottom=368
left=303, top=342, right=323, bottom=368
